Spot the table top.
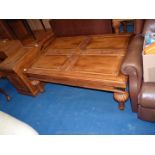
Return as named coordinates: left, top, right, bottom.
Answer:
left=27, top=34, right=131, bottom=90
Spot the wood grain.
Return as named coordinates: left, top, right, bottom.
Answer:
left=0, top=32, right=131, bottom=109
left=0, top=41, right=44, bottom=96
left=27, top=34, right=130, bottom=94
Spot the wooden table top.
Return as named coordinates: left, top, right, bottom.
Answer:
left=27, top=34, right=131, bottom=92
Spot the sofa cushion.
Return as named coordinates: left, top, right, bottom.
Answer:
left=138, top=82, right=155, bottom=108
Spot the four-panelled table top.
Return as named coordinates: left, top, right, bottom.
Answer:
left=27, top=34, right=131, bottom=93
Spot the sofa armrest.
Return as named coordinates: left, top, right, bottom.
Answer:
left=121, top=35, right=144, bottom=112
left=121, top=35, right=144, bottom=86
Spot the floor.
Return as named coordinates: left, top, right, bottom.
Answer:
left=1, top=24, right=155, bottom=135
left=0, top=79, right=155, bottom=135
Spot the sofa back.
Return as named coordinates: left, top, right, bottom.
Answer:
left=49, top=19, right=112, bottom=37
left=134, top=19, right=145, bottom=34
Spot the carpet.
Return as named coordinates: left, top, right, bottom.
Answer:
left=0, top=79, right=155, bottom=135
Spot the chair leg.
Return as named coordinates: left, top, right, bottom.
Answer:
left=0, top=88, right=10, bottom=102
left=122, top=21, right=127, bottom=33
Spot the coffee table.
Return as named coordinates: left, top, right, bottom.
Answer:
left=26, top=33, right=131, bottom=110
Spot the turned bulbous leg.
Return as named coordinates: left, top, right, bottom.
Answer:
left=114, top=91, right=129, bottom=110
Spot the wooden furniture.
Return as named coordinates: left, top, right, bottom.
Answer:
left=0, top=20, right=131, bottom=110
left=25, top=33, right=130, bottom=110
left=0, top=39, right=22, bottom=60
left=0, top=20, right=16, bottom=39
left=39, top=19, right=47, bottom=31
left=0, top=39, right=17, bottom=102
left=6, top=19, right=36, bottom=40
left=0, top=39, right=44, bottom=96
left=0, top=87, right=10, bottom=101
left=50, top=19, right=112, bottom=36
left=0, top=69, right=10, bottom=102
left=0, top=20, right=36, bottom=40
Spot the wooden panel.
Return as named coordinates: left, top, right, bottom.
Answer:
left=27, top=34, right=131, bottom=91
left=50, top=19, right=112, bottom=37
left=48, top=36, right=86, bottom=49
left=85, top=35, right=130, bottom=49
left=81, top=49, right=127, bottom=56
left=70, top=55, right=123, bottom=76
left=27, top=68, right=127, bottom=89
left=0, top=43, right=44, bottom=96
left=7, top=74, right=30, bottom=92
left=45, top=36, right=88, bottom=55
left=0, top=48, right=28, bottom=71
left=31, top=55, right=69, bottom=70
left=0, top=45, right=41, bottom=71
left=0, top=20, right=16, bottom=39
left=0, top=40, right=22, bottom=57
left=8, top=20, right=28, bottom=38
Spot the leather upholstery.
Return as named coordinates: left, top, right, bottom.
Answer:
left=138, top=83, right=155, bottom=108
left=138, top=106, right=155, bottom=122
left=121, top=35, right=144, bottom=112
left=122, top=19, right=155, bottom=122
left=134, top=19, right=145, bottom=34
left=50, top=19, right=113, bottom=36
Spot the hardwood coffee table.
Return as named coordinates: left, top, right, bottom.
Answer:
left=26, top=33, right=131, bottom=110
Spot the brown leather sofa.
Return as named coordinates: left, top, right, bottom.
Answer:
left=121, top=19, right=155, bottom=122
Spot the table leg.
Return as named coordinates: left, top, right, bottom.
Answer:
left=112, top=20, right=121, bottom=34
left=122, top=21, right=127, bottom=33
left=114, top=91, right=129, bottom=110
left=0, top=88, right=10, bottom=102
